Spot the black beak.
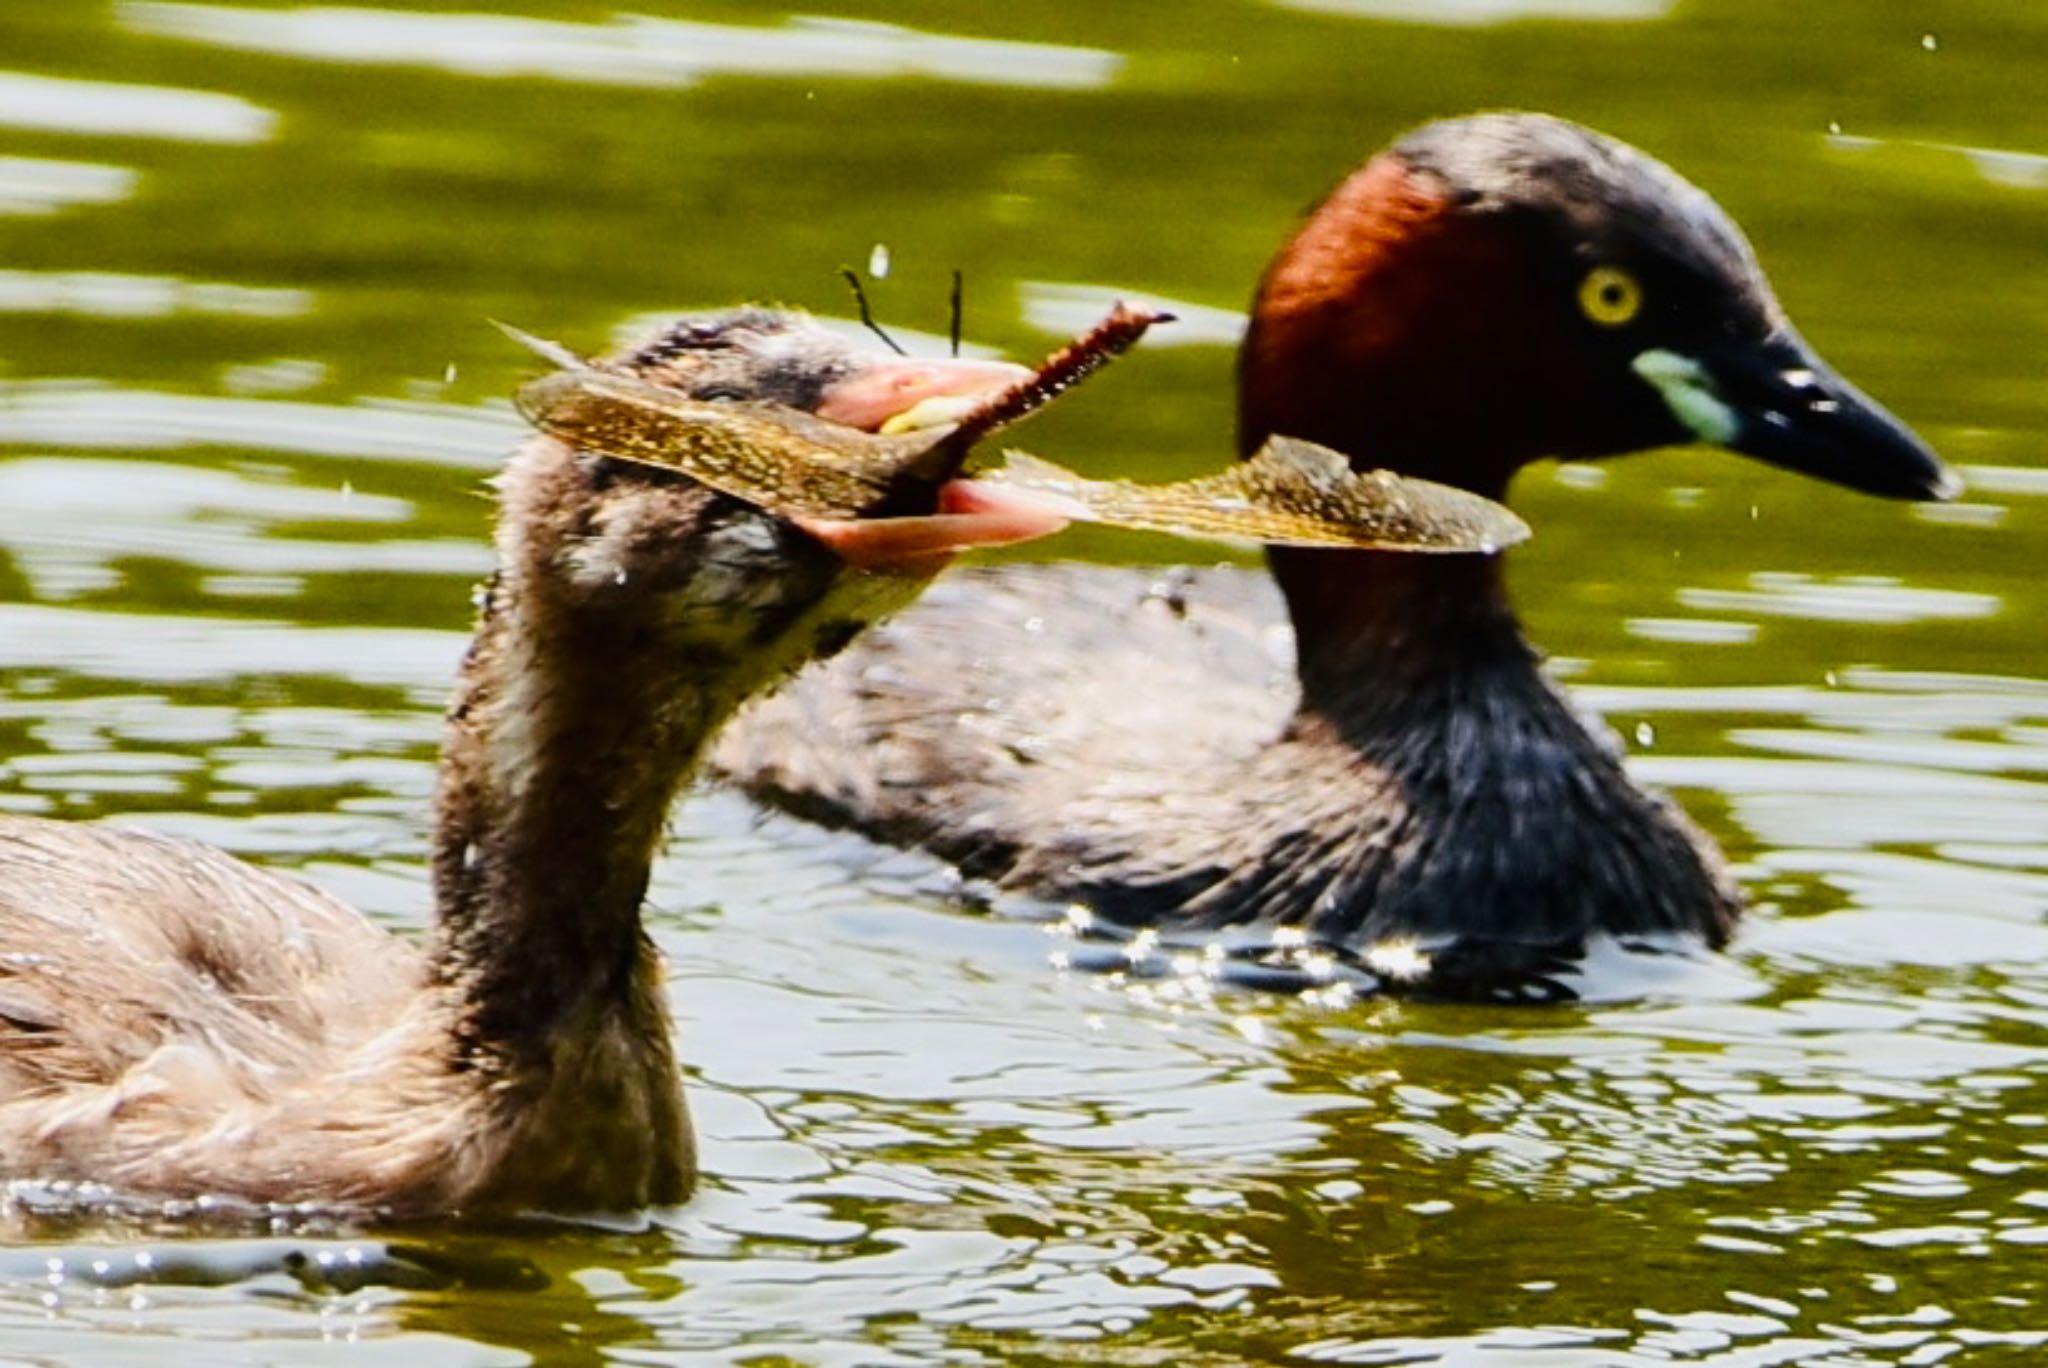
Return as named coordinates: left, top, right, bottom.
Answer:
left=1635, top=330, right=1961, bottom=501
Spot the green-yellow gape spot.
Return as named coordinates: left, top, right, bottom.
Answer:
left=1631, top=348, right=1742, bottom=445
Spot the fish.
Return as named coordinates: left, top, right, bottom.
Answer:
left=979, top=440, right=1529, bottom=553
left=500, top=310, right=1530, bottom=554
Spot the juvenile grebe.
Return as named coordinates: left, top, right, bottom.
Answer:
left=721, top=114, right=1960, bottom=999
left=0, top=308, right=1060, bottom=1218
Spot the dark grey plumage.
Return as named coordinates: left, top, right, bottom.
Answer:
left=1395, top=113, right=1774, bottom=326
left=721, top=561, right=1739, bottom=998
left=720, top=113, right=1947, bottom=998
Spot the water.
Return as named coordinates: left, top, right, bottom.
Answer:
left=0, top=1, right=2043, bottom=1362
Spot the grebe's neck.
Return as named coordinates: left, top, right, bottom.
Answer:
left=1236, top=154, right=1555, bottom=708
left=420, top=481, right=718, bottom=1205
left=1269, top=548, right=1530, bottom=718
left=425, top=558, right=703, bottom=1205
left=427, top=564, right=709, bottom=1070
left=416, top=440, right=848, bottom=1207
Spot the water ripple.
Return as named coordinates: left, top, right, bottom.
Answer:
left=0, top=159, right=135, bottom=217
left=0, top=382, right=517, bottom=468
left=1020, top=281, right=1248, bottom=348
left=0, top=456, right=486, bottom=599
left=0, top=270, right=308, bottom=319
left=0, top=69, right=273, bottom=143
left=1678, top=572, right=2001, bottom=625
left=0, top=603, right=460, bottom=691
left=1268, top=0, right=1673, bottom=23
left=119, top=3, right=1122, bottom=91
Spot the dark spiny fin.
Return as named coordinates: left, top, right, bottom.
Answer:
left=838, top=267, right=907, bottom=357
left=949, top=269, right=964, bottom=358
left=491, top=319, right=589, bottom=372
left=945, top=302, right=1174, bottom=452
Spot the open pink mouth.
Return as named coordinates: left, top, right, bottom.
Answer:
left=794, top=480, right=1081, bottom=571
left=800, top=354, right=1073, bottom=573
left=813, top=355, right=1032, bottom=434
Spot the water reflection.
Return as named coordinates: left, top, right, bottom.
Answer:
left=1677, top=572, right=2002, bottom=625
left=1269, top=0, right=1672, bottom=23
left=0, top=605, right=459, bottom=691
left=119, top=3, right=1123, bottom=91
left=1625, top=615, right=1758, bottom=645
left=0, top=271, right=308, bottom=318
left=641, top=857, right=2048, bottom=1360
left=0, top=70, right=273, bottom=143
left=0, top=456, right=483, bottom=598
left=0, top=159, right=135, bottom=217
left=0, top=384, right=515, bottom=468
left=1021, top=281, right=1248, bottom=348
left=1830, top=131, right=2048, bottom=193
left=1964, top=464, right=2048, bottom=497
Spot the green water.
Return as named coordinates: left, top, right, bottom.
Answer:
left=0, top=1, right=2043, bottom=1362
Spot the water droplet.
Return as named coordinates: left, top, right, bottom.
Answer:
left=868, top=243, right=891, bottom=278
left=1635, top=721, right=1656, bottom=747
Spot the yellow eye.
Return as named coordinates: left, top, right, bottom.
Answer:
left=1578, top=265, right=1643, bottom=327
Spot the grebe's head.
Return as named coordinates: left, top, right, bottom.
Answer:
left=496, top=307, right=1057, bottom=696
left=1241, top=112, right=1957, bottom=504
left=622, top=306, right=1029, bottom=441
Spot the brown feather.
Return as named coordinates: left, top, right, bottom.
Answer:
left=0, top=308, right=993, bottom=1218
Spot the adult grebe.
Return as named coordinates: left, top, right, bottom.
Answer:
left=720, top=114, right=1959, bottom=1000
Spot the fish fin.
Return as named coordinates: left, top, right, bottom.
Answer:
left=989, top=449, right=1086, bottom=483
left=489, top=319, right=591, bottom=372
